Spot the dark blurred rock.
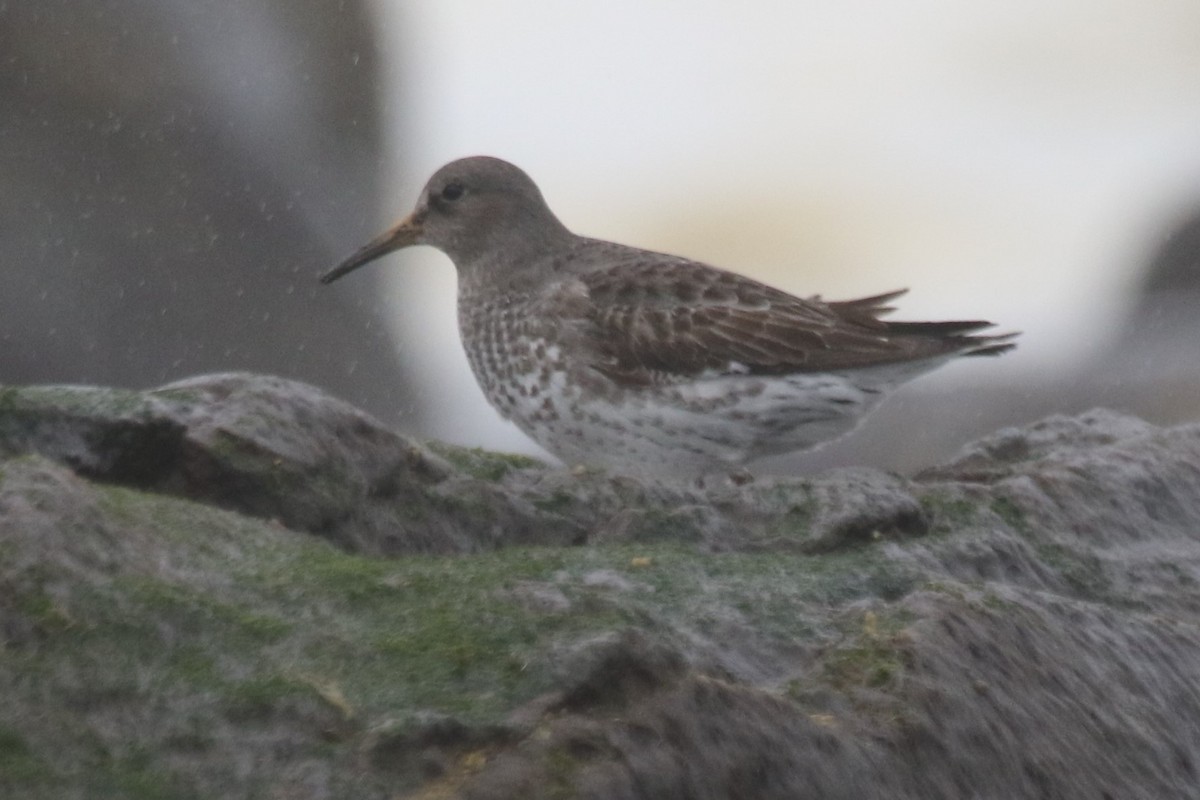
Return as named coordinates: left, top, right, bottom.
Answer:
left=1102, top=205, right=1200, bottom=420
left=0, top=1, right=414, bottom=425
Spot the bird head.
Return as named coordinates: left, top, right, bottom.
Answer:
left=320, top=156, right=571, bottom=285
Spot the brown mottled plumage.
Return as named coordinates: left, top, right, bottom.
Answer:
left=321, top=156, right=1015, bottom=474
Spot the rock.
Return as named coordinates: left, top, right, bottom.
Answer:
left=917, top=408, right=1160, bottom=481
left=2, top=374, right=1200, bottom=799
left=0, top=2, right=417, bottom=428
left=0, top=374, right=577, bottom=555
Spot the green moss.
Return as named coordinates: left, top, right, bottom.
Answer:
left=13, top=586, right=75, bottom=632
left=990, top=496, right=1030, bottom=533
left=981, top=590, right=1017, bottom=610
left=542, top=742, right=586, bottom=800
left=87, top=748, right=196, bottom=800
left=758, top=491, right=817, bottom=542
left=120, top=577, right=293, bottom=646
left=263, top=547, right=394, bottom=602
left=161, top=645, right=225, bottom=688
left=782, top=607, right=917, bottom=724
left=532, top=489, right=576, bottom=513
left=826, top=644, right=900, bottom=689
left=429, top=487, right=502, bottom=523
left=15, top=385, right=153, bottom=418
left=223, top=673, right=316, bottom=721
left=919, top=581, right=969, bottom=601
left=0, top=469, right=952, bottom=795
left=203, top=427, right=293, bottom=490
left=93, top=482, right=258, bottom=551
left=0, top=728, right=192, bottom=800
left=919, top=490, right=979, bottom=532
left=425, top=442, right=543, bottom=481
left=621, top=506, right=706, bottom=542
left=0, top=727, right=46, bottom=783
left=147, top=387, right=210, bottom=405
left=865, top=564, right=918, bottom=602
left=819, top=609, right=914, bottom=693
left=1035, top=542, right=1117, bottom=604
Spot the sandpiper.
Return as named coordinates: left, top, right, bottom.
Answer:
left=321, top=156, right=1015, bottom=475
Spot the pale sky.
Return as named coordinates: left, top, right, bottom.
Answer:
left=369, top=0, right=1200, bottom=456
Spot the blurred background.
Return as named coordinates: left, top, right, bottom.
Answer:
left=3, top=1, right=1199, bottom=473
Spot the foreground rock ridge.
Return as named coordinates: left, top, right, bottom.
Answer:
left=1, top=373, right=1198, bottom=799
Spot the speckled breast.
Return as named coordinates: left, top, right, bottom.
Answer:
left=457, top=291, right=582, bottom=433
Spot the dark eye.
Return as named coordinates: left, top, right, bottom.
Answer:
left=440, top=181, right=465, bottom=202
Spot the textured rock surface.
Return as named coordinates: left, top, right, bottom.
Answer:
left=1, top=375, right=1198, bottom=799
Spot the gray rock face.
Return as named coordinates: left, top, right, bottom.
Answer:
left=1, top=373, right=1199, bottom=799
left=0, top=2, right=414, bottom=425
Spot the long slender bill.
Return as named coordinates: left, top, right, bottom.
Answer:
left=319, top=212, right=424, bottom=284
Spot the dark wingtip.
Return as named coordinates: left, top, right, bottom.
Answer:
left=829, top=289, right=909, bottom=316
left=885, top=319, right=997, bottom=336
left=884, top=319, right=1020, bottom=357
left=962, top=331, right=1020, bottom=357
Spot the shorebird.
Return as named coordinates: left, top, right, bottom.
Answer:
left=321, top=156, right=1015, bottom=475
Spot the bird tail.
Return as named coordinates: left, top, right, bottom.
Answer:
left=830, top=289, right=1019, bottom=357
left=884, top=321, right=1018, bottom=356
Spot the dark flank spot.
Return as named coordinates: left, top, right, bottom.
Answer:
left=829, top=397, right=856, bottom=406
left=530, top=384, right=540, bottom=397
left=534, top=343, right=546, bottom=359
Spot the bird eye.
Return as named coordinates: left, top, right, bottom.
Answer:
left=440, top=181, right=466, bottom=202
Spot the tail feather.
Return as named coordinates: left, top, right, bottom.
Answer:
left=885, top=319, right=996, bottom=336
left=831, top=288, right=910, bottom=309
left=826, top=287, right=1019, bottom=362
left=891, top=324, right=1019, bottom=358
left=958, top=332, right=1019, bottom=357
left=827, top=289, right=909, bottom=317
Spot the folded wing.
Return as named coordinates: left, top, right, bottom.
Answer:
left=540, top=256, right=1014, bottom=388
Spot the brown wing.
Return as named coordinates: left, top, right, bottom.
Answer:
left=542, top=251, right=1013, bottom=388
